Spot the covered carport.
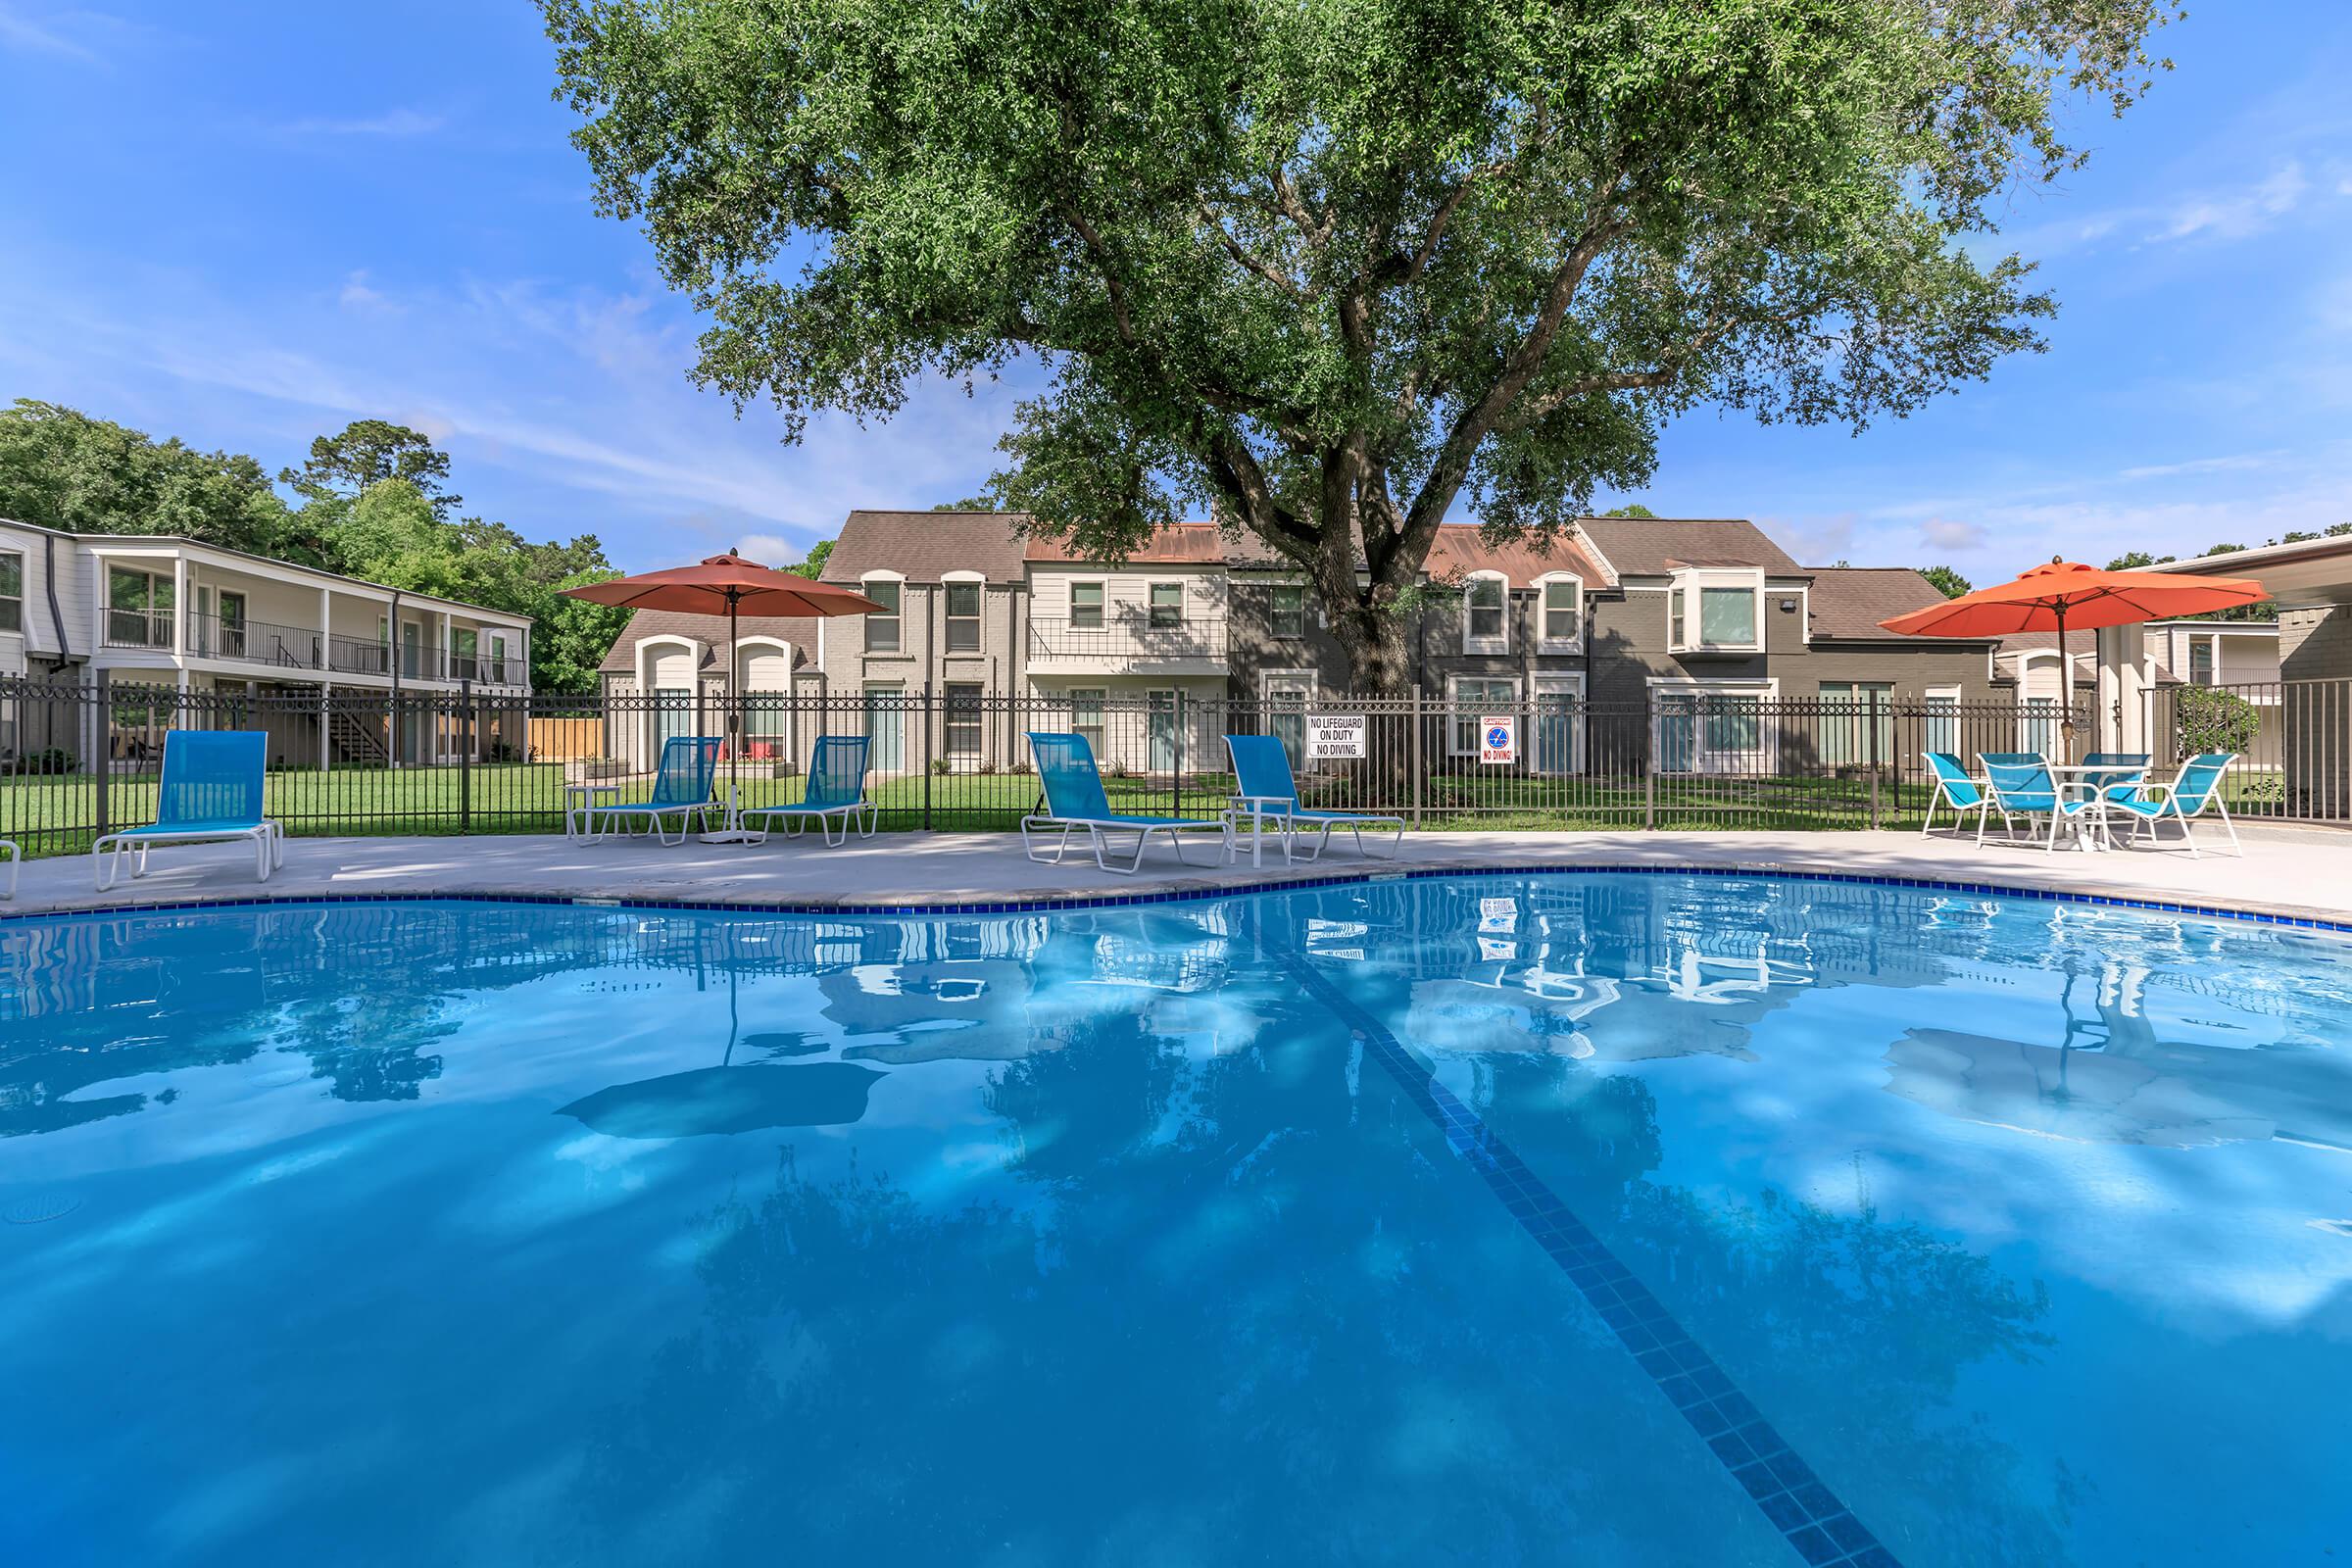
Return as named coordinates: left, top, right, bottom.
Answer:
left=2098, top=536, right=2352, bottom=820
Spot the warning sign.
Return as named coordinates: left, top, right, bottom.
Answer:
left=1306, top=713, right=1366, bottom=759
left=1479, top=715, right=1517, bottom=765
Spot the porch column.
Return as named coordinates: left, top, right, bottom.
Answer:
left=2094, top=625, right=2148, bottom=753
left=319, top=585, right=332, bottom=672
left=172, top=557, right=187, bottom=657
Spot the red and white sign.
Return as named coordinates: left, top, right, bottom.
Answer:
left=1479, top=715, right=1517, bottom=765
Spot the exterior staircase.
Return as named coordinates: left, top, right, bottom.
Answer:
left=326, top=705, right=389, bottom=766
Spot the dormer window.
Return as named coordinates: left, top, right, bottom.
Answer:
left=1462, top=572, right=1508, bottom=654
left=943, top=574, right=983, bottom=652
left=1668, top=569, right=1764, bottom=654
left=1537, top=574, right=1582, bottom=651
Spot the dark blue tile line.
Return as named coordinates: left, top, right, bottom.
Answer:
left=1250, top=908, right=1902, bottom=1568
left=5, top=859, right=2349, bottom=937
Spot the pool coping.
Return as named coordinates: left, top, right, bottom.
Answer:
left=6, top=852, right=2350, bottom=934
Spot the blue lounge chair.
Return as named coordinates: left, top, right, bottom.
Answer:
left=92, top=730, right=281, bottom=891
left=1, top=837, right=16, bottom=900
left=2103, top=753, right=2242, bottom=857
left=1021, top=731, right=1232, bottom=874
left=1978, top=752, right=2106, bottom=853
left=1919, top=752, right=1989, bottom=839
left=1223, top=733, right=1403, bottom=862
left=741, top=735, right=877, bottom=847
left=590, top=736, right=723, bottom=846
left=2080, top=751, right=2152, bottom=805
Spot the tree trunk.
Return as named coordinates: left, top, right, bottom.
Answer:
left=1324, top=588, right=1414, bottom=696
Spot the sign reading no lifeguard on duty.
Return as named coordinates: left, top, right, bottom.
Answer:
left=1306, top=713, right=1366, bottom=759
left=1479, top=716, right=1517, bottom=765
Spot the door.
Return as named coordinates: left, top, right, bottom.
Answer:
left=218, top=592, right=247, bottom=661
left=653, top=687, right=694, bottom=760
left=1532, top=677, right=1583, bottom=775
left=400, top=621, right=423, bottom=679
left=1654, top=688, right=1768, bottom=774
left=1148, top=689, right=1177, bottom=772
left=864, top=684, right=906, bottom=772
left=1263, top=673, right=1313, bottom=768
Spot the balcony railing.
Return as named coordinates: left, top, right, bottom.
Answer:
left=1027, top=613, right=1228, bottom=665
left=103, top=607, right=176, bottom=649
left=106, top=608, right=524, bottom=685
left=182, top=610, right=322, bottom=669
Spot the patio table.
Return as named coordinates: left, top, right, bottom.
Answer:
left=563, top=782, right=621, bottom=841
left=2043, top=764, right=2139, bottom=853
left=1228, top=795, right=1298, bottom=868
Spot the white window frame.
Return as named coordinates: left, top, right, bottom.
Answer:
left=1068, top=579, right=1105, bottom=629
left=1531, top=671, right=1586, bottom=776
left=1535, top=572, right=1583, bottom=654
left=1260, top=667, right=1317, bottom=766
left=1067, top=686, right=1107, bottom=756
left=0, top=549, right=23, bottom=635
left=1461, top=571, right=1509, bottom=655
left=1148, top=580, right=1185, bottom=629
left=943, top=680, right=985, bottom=758
left=1668, top=568, right=1766, bottom=654
left=1648, top=676, right=1778, bottom=775
left=1923, top=684, right=1961, bottom=760
left=1818, top=679, right=1894, bottom=767
left=1447, top=674, right=1520, bottom=756
left=861, top=572, right=905, bottom=653
left=1267, top=581, right=1307, bottom=640
left=942, top=571, right=985, bottom=654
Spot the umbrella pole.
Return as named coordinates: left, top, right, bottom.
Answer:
left=702, top=586, right=760, bottom=842
left=2056, top=600, right=2075, bottom=764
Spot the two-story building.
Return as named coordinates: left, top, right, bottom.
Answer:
left=1, top=517, right=533, bottom=768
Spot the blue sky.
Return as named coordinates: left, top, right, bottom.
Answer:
left=2, top=3, right=2348, bottom=580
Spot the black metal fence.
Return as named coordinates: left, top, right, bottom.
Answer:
left=2145, top=678, right=2352, bottom=823
left=1, top=675, right=2092, bottom=857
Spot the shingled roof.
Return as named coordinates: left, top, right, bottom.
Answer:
left=1806, top=567, right=1998, bottom=642
left=1576, top=516, right=1803, bottom=576
left=1023, top=521, right=1229, bottom=564
left=820, top=510, right=1030, bottom=585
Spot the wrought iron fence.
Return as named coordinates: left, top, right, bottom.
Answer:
left=1, top=674, right=2094, bottom=858
left=2146, top=678, right=2352, bottom=822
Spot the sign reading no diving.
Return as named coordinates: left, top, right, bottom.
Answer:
left=1479, top=715, right=1518, bottom=765
left=1306, top=713, right=1366, bottom=759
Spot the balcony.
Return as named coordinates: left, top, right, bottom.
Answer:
left=104, top=608, right=524, bottom=686
left=1026, top=613, right=1228, bottom=674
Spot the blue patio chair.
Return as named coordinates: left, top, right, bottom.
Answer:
left=741, top=735, right=877, bottom=847
left=590, top=736, right=723, bottom=846
left=1223, top=733, right=1403, bottom=862
left=1919, top=752, right=1989, bottom=839
left=2080, top=752, right=2152, bottom=805
left=92, top=730, right=281, bottom=891
left=1, top=837, right=16, bottom=900
left=1978, top=752, right=2106, bottom=854
left=2102, top=753, right=2242, bottom=858
left=1021, top=731, right=1232, bottom=875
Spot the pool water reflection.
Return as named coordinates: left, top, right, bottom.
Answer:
left=1, top=877, right=2345, bottom=1566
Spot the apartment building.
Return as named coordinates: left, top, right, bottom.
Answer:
left=1, top=517, right=532, bottom=766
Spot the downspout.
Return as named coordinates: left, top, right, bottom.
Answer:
left=389, top=590, right=404, bottom=768
left=43, top=531, right=74, bottom=665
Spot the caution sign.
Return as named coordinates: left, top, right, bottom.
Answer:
left=1306, top=713, right=1366, bottom=760
left=1479, top=715, right=1517, bottom=765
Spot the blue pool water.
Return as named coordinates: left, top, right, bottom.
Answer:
left=2, top=875, right=2348, bottom=1566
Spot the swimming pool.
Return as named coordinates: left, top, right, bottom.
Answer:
left=2, top=873, right=2346, bottom=1565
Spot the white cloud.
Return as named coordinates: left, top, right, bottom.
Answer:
left=2117, top=451, right=2283, bottom=481
left=734, top=533, right=809, bottom=566
left=1918, top=517, right=1984, bottom=551
left=337, top=270, right=390, bottom=312
left=1762, top=513, right=1855, bottom=564
left=2154, top=162, right=2308, bottom=243
left=282, top=107, right=446, bottom=139
left=0, top=4, right=152, bottom=62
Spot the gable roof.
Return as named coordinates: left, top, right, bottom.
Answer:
left=1024, top=521, right=1228, bottom=565
left=1576, top=515, right=1803, bottom=577
left=819, top=510, right=1030, bottom=585
left=598, top=609, right=821, bottom=675
left=1424, top=524, right=1612, bottom=586
left=1806, top=567, right=1998, bottom=643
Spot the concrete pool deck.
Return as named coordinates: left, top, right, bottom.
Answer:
left=7, top=821, right=2352, bottom=926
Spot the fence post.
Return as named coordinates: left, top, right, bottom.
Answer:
left=94, top=667, right=112, bottom=843
left=1409, top=688, right=1424, bottom=829
left=921, top=685, right=934, bottom=832
left=1867, top=692, right=1883, bottom=830
left=459, top=679, right=473, bottom=835
left=1172, top=688, right=1186, bottom=819
left=1643, top=706, right=1657, bottom=833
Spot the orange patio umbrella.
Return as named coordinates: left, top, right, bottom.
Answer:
left=1878, top=558, right=2267, bottom=758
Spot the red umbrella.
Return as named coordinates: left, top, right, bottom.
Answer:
left=1879, top=559, right=2267, bottom=757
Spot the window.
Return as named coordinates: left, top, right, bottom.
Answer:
left=2188, top=638, right=2214, bottom=685
left=1538, top=576, right=1581, bottom=648
left=1069, top=581, right=1104, bottom=629
left=107, top=565, right=173, bottom=648
left=484, top=631, right=512, bottom=684
left=1923, top=686, right=1960, bottom=759
left=0, top=550, right=21, bottom=634
left=863, top=577, right=903, bottom=652
left=451, top=627, right=478, bottom=680
left=1463, top=574, right=1507, bottom=652
left=1448, top=676, right=1518, bottom=755
left=1654, top=681, right=1774, bottom=774
left=1269, top=583, right=1306, bottom=639
left=1263, top=671, right=1315, bottom=765
left=2020, top=696, right=2061, bottom=757
left=1818, top=680, right=1893, bottom=766
left=1532, top=674, right=1585, bottom=775
left=1668, top=570, right=1764, bottom=653
left=1149, top=581, right=1183, bottom=629
left=944, top=581, right=982, bottom=652
left=945, top=682, right=983, bottom=757
left=1069, top=687, right=1106, bottom=756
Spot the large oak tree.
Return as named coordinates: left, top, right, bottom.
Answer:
left=544, top=0, right=2174, bottom=690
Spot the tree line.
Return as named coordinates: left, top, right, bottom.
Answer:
left=0, top=400, right=631, bottom=692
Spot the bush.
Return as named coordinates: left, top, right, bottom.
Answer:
left=931, top=757, right=953, bottom=775
left=2173, top=686, right=2261, bottom=760
left=7, top=747, right=77, bottom=774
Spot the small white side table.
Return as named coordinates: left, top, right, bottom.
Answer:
left=564, top=783, right=621, bottom=841
left=1229, top=794, right=1297, bottom=867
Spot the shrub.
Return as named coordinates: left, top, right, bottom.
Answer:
left=931, top=757, right=953, bottom=775
left=2172, top=686, right=2261, bottom=760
